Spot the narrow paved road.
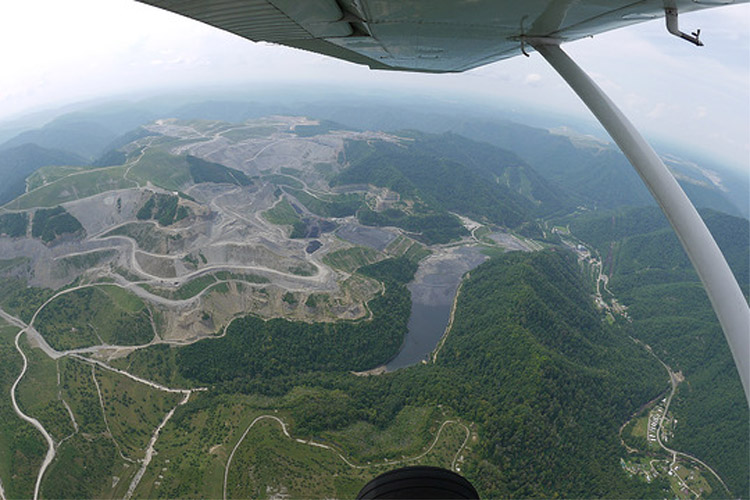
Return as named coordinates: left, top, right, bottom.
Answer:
left=9, top=329, right=55, bottom=500
left=633, top=338, right=731, bottom=497
left=2, top=302, right=202, bottom=499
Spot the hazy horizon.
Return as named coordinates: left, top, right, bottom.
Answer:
left=1, top=1, right=748, bottom=170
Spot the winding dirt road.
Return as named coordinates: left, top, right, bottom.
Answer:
left=9, top=328, right=55, bottom=500
left=222, top=416, right=470, bottom=500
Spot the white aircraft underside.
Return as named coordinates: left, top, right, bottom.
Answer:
left=136, top=0, right=750, bottom=402
left=136, top=0, right=740, bottom=72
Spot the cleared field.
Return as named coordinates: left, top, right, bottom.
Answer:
left=0, top=324, right=45, bottom=500
left=25, top=165, right=89, bottom=191
left=35, top=285, right=154, bottom=350
left=262, top=198, right=300, bottom=226
left=129, top=149, right=191, bottom=191
left=9, top=166, right=135, bottom=209
left=321, top=406, right=437, bottom=462
left=225, top=407, right=470, bottom=499
left=322, top=246, right=380, bottom=272
left=94, top=364, right=182, bottom=460
left=16, top=337, right=76, bottom=442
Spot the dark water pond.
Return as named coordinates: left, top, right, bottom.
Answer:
left=385, top=246, right=486, bottom=371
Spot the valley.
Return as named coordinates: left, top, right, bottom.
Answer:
left=0, top=109, right=746, bottom=499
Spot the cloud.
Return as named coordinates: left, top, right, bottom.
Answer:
left=647, top=102, right=667, bottom=119
left=524, top=73, right=542, bottom=84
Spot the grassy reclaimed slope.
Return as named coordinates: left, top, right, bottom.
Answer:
left=569, top=206, right=749, bottom=496
left=42, top=359, right=126, bottom=499
left=322, top=246, right=380, bottom=272
left=8, top=166, right=135, bottom=210
left=129, top=149, right=191, bottom=191
left=262, top=198, right=300, bottom=226
left=0, top=279, right=55, bottom=324
left=16, top=336, right=76, bottom=442
left=94, top=365, right=182, bottom=460
left=0, top=323, right=46, bottom=500
left=35, top=285, right=154, bottom=350
left=186, top=155, right=252, bottom=186
left=287, top=188, right=363, bottom=218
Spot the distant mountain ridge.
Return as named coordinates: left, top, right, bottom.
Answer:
left=0, top=143, right=85, bottom=205
left=1, top=96, right=745, bottom=219
left=334, top=132, right=572, bottom=235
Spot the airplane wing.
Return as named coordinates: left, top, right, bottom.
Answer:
left=135, top=0, right=744, bottom=73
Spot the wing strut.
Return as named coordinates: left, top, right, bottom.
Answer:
left=530, top=40, right=750, bottom=403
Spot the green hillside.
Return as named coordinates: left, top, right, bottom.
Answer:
left=0, top=143, right=85, bottom=205
left=186, top=155, right=252, bottom=186
left=568, top=207, right=749, bottom=496
left=150, top=251, right=666, bottom=498
left=335, top=136, right=543, bottom=228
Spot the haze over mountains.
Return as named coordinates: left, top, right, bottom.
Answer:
left=1, top=93, right=745, bottom=218
left=0, top=92, right=747, bottom=499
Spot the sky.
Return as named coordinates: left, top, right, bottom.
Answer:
left=1, top=0, right=748, bottom=171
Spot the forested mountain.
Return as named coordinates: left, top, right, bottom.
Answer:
left=0, top=120, right=118, bottom=161
left=568, top=207, right=749, bottom=293
left=443, top=120, right=745, bottom=217
left=432, top=251, right=667, bottom=497
left=568, top=207, right=749, bottom=495
left=334, top=133, right=571, bottom=232
left=171, top=251, right=667, bottom=498
left=0, top=143, right=85, bottom=205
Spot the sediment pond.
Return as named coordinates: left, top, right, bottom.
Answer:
left=386, top=246, right=486, bottom=371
